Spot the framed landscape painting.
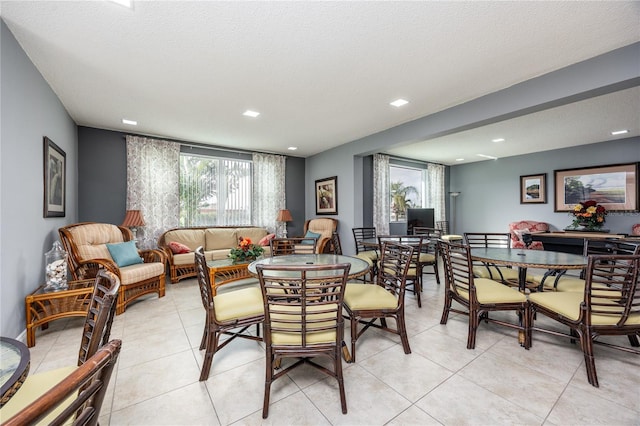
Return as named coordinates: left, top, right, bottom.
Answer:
left=520, top=173, right=546, bottom=204
left=554, top=162, right=638, bottom=212
left=315, top=176, right=338, bottom=215
left=44, top=136, right=66, bottom=217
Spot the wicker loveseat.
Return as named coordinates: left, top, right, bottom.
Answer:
left=59, top=222, right=166, bottom=315
left=158, top=226, right=271, bottom=283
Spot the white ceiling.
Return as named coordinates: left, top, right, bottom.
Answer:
left=1, top=1, right=639, bottom=164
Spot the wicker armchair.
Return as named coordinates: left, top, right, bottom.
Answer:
left=59, top=222, right=166, bottom=314
left=301, top=218, right=338, bottom=253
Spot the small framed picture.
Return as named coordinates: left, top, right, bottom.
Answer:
left=520, top=173, right=546, bottom=204
left=315, top=176, right=338, bottom=215
left=44, top=136, right=66, bottom=217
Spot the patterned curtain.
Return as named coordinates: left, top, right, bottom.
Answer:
left=252, top=153, right=286, bottom=234
left=126, top=135, right=180, bottom=249
left=373, top=153, right=390, bottom=234
left=427, top=162, right=446, bottom=223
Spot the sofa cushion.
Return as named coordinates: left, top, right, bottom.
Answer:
left=119, top=262, right=165, bottom=285
left=238, top=227, right=269, bottom=244
left=168, top=241, right=191, bottom=254
left=164, top=229, right=205, bottom=252
left=259, top=233, right=276, bottom=246
left=205, top=228, right=238, bottom=250
left=106, top=241, right=143, bottom=267
left=173, top=252, right=196, bottom=266
left=69, top=223, right=124, bottom=261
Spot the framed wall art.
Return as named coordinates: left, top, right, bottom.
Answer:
left=520, top=173, right=547, bottom=204
left=315, top=176, right=338, bottom=215
left=554, top=162, right=638, bottom=212
left=44, top=136, right=66, bottom=217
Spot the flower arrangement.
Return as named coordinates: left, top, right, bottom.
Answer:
left=569, top=200, right=607, bottom=231
left=228, top=236, right=264, bottom=263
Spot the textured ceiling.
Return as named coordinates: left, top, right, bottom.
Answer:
left=1, top=1, right=639, bottom=163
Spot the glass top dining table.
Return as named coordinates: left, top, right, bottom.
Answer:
left=0, top=337, right=30, bottom=407
left=470, top=247, right=588, bottom=291
left=247, top=254, right=370, bottom=279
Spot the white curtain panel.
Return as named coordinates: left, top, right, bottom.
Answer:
left=373, top=153, right=390, bottom=235
left=427, top=162, right=446, bottom=223
left=126, top=135, right=180, bottom=249
left=252, top=153, right=286, bottom=234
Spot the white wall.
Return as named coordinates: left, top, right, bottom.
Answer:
left=1, top=21, right=78, bottom=338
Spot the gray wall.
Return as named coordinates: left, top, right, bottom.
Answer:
left=1, top=21, right=78, bottom=338
left=451, top=137, right=640, bottom=235
left=77, top=127, right=306, bottom=237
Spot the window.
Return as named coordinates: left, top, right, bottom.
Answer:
left=180, top=154, right=252, bottom=226
left=389, top=164, right=427, bottom=221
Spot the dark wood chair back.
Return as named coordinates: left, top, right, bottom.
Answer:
left=330, top=231, right=343, bottom=255
left=352, top=227, right=377, bottom=254
left=464, top=232, right=511, bottom=248
left=269, top=237, right=317, bottom=256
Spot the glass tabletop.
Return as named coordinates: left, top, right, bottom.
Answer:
left=0, top=337, right=30, bottom=407
left=470, top=247, right=587, bottom=269
left=248, top=254, right=370, bottom=278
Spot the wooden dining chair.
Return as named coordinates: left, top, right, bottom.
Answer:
left=256, top=262, right=351, bottom=418
left=343, top=241, right=414, bottom=362
left=464, top=232, right=529, bottom=287
left=1, top=339, right=122, bottom=426
left=413, top=227, right=442, bottom=285
left=0, top=270, right=120, bottom=423
left=378, top=235, right=426, bottom=307
left=352, top=227, right=378, bottom=281
left=269, top=237, right=317, bottom=256
left=529, top=254, right=640, bottom=387
left=438, top=240, right=530, bottom=349
left=194, top=247, right=264, bottom=381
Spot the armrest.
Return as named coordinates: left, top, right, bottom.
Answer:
left=72, top=258, right=120, bottom=280
left=139, top=248, right=166, bottom=264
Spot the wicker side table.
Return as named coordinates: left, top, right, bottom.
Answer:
left=25, top=279, right=95, bottom=347
left=206, top=259, right=254, bottom=296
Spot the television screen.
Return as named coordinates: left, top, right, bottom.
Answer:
left=406, top=208, right=435, bottom=234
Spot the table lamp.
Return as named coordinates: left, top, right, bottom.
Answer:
left=122, top=209, right=146, bottom=242
left=276, top=209, right=293, bottom=237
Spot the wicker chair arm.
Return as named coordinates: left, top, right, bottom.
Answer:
left=139, top=248, right=166, bottom=264
left=71, top=258, right=121, bottom=280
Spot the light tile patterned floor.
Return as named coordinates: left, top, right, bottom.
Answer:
left=24, top=271, right=640, bottom=425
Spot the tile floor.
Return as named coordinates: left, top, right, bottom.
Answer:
left=23, top=271, right=640, bottom=425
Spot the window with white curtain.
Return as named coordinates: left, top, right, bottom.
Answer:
left=389, top=164, right=427, bottom=222
left=180, top=153, right=252, bottom=226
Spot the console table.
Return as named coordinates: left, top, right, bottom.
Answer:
left=531, top=231, right=627, bottom=254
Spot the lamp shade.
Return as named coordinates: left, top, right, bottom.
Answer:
left=122, top=210, right=146, bottom=227
left=276, top=209, right=293, bottom=222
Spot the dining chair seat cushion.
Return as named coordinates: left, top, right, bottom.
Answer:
left=531, top=275, right=618, bottom=296
left=354, top=254, right=374, bottom=268
left=344, top=283, right=398, bottom=310
left=472, top=265, right=532, bottom=282
left=457, top=278, right=527, bottom=304
left=356, top=250, right=378, bottom=262
left=269, top=304, right=338, bottom=345
left=119, top=262, right=166, bottom=285
left=213, top=287, right=264, bottom=322
left=0, top=366, right=76, bottom=424
left=529, top=292, right=639, bottom=325
left=419, top=253, right=436, bottom=263
left=441, top=235, right=463, bottom=241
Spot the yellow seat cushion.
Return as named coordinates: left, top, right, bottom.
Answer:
left=269, top=304, right=338, bottom=345
left=529, top=292, right=640, bottom=325
left=213, top=287, right=264, bottom=322
left=356, top=250, right=378, bottom=262
left=0, top=366, right=76, bottom=425
left=473, top=265, right=532, bottom=282
left=344, top=283, right=398, bottom=310
left=457, top=278, right=527, bottom=304
left=419, top=253, right=436, bottom=263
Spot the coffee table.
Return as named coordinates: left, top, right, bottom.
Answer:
left=25, top=279, right=95, bottom=347
left=206, top=259, right=255, bottom=296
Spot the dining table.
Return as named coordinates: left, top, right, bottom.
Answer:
left=248, top=254, right=370, bottom=280
left=470, top=247, right=588, bottom=292
left=0, top=337, right=30, bottom=408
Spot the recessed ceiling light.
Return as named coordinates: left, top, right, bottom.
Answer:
left=109, top=0, right=133, bottom=8
left=287, top=146, right=297, bottom=151
left=122, top=119, right=137, bottom=125
left=492, top=138, right=505, bottom=143
left=477, top=154, right=498, bottom=160
left=611, top=129, right=629, bottom=135
left=390, top=99, right=409, bottom=107
left=455, top=158, right=465, bottom=162
left=243, top=110, right=260, bottom=118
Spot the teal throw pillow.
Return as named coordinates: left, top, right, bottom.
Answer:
left=303, top=230, right=322, bottom=244
left=106, top=241, right=143, bottom=267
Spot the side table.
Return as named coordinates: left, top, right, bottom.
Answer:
left=206, top=259, right=254, bottom=296
left=25, top=279, right=95, bottom=347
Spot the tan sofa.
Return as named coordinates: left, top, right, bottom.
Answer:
left=158, top=226, right=271, bottom=283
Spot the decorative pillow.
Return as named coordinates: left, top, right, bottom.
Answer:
left=258, top=233, right=276, bottom=247
left=168, top=241, right=191, bottom=254
left=302, top=230, right=322, bottom=244
left=106, top=241, right=143, bottom=267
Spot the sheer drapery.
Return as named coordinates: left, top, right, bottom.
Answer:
left=252, top=153, right=286, bottom=234
left=373, top=153, right=390, bottom=234
left=126, top=135, right=180, bottom=249
left=427, top=162, right=446, bottom=223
